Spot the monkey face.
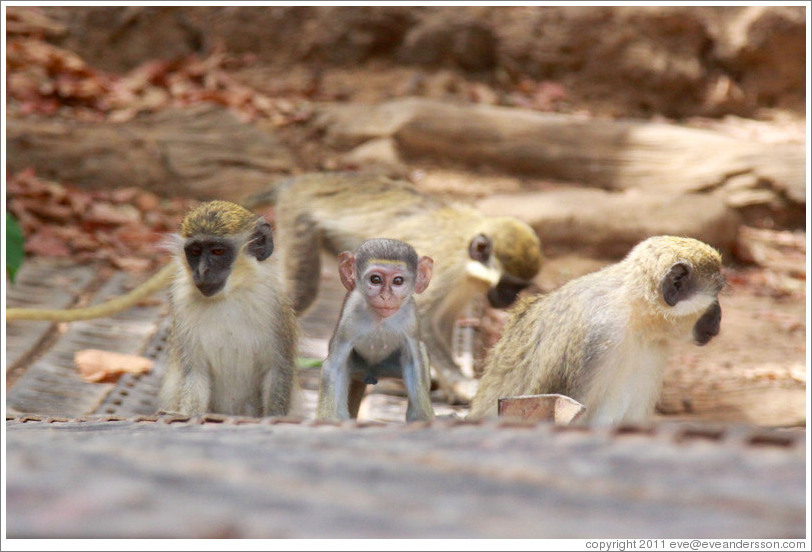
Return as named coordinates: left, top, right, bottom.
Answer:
left=486, top=274, right=532, bottom=309
left=661, top=261, right=724, bottom=345
left=184, top=238, right=236, bottom=297
left=361, top=262, right=413, bottom=319
left=693, top=301, right=721, bottom=345
left=467, top=233, right=532, bottom=308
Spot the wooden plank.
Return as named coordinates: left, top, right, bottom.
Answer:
left=7, top=272, right=167, bottom=416
left=498, top=393, right=585, bottom=424
left=94, top=320, right=170, bottom=416
left=5, top=259, right=97, bottom=369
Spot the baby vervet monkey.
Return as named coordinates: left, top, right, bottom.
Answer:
left=469, top=236, right=725, bottom=427
left=158, top=200, right=299, bottom=417
left=317, top=238, right=435, bottom=423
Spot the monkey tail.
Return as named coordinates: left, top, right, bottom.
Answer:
left=6, top=264, right=174, bottom=322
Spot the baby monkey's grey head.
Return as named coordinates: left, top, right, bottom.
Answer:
left=338, top=238, right=434, bottom=320
left=355, top=238, right=419, bottom=277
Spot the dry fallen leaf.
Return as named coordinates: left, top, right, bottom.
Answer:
left=110, top=256, right=154, bottom=273
left=24, top=228, right=72, bottom=257
left=75, top=349, right=153, bottom=383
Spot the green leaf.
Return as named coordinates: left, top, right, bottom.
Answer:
left=6, top=212, right=25, bottom=282
left=297, top=357, right=323, bottom=369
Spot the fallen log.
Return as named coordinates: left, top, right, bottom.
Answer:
left=319, top=98, right=805, bottom=216
left=7, top=103, right=295, bottom=201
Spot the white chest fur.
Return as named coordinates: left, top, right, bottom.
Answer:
left=582, top=335, right=667, bottom=426
left=169, top=262, right=284, bottom=414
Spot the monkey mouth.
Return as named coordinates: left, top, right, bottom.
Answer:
left=373, top=306, right=399, bottom=318
left=195, top=282, right=226, bottom=297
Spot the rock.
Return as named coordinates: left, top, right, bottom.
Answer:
left=42, top=6, right=203, bottom=73
left=298, top=7, right=416, bottom=64
left=398, top=19, right=498, bottom=71
left=495, top=6, right=712, bottom=117
left=476, top=189, right=741, bottom=260
left=35, top=6, right=805, bottom=118
left=708, top=6, right=806, bottom=111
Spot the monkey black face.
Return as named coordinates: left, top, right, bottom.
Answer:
left=469, top=233, right=530, bottom=308
left=693, top=301, right=721, bottom=346
left=486, top=273, right=531, bottom=309
left=185, top=238, right=237, bottom=297
left=183, top=222, right=274, bottom=297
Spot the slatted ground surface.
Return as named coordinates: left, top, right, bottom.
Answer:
left=4, top=259, right=809, bottom=538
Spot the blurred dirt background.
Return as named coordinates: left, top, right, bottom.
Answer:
left=5, top=6, right=807, bottom=426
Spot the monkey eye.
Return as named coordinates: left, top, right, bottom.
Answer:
left=187, top=245, right=203, bottom=257
left=210, top=246, right=226, bottom=256
left=393, top=276, right=405, bottom=286
left=369, top=274, right=383, bottom=285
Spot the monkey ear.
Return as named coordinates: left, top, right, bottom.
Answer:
left=414, top=256, right=434, bottom=294
left=338, top=251, right=357, bottom=291
left=247, top=221, right=275, bottom=261
left=468, top=234, right=492, bottom=264
left=661, top=262, right=691, bottom=306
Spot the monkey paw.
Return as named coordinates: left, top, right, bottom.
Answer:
left=444, top=378, right=480, bottom=405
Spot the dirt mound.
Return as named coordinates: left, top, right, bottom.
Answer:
left=39, top=5, right=806, bottom=118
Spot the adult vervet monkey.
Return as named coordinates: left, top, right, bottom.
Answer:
left=469, top=236, right=725, bottom=426
left=158, top=200, right=299, bottom=417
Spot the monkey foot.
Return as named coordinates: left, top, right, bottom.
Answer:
left=442, top=378, right=479, bottom=405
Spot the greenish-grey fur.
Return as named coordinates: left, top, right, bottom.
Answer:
left=181, top=200, right=258, bottom=238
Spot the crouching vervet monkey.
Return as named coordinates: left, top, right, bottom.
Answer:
left=468, top=236, right=725, bottom=427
